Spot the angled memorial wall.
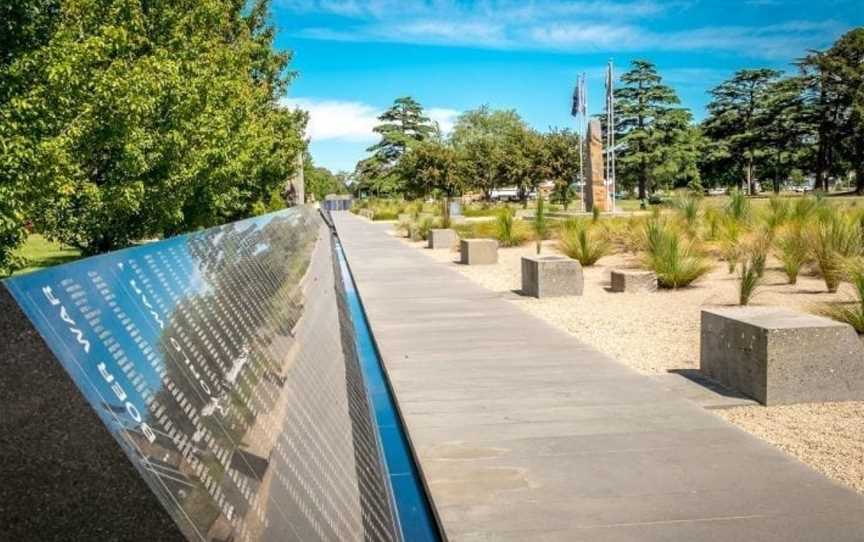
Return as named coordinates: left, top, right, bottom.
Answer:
left=0, top=207, right=402, bottom=541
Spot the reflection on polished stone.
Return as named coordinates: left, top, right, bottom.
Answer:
left=3, top=207, right=399, bottom=541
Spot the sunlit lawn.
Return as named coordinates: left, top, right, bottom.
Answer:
left=11, top=234, right=82, bottom=276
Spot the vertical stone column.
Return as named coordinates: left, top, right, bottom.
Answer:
left=285, top=151, right=305, bottom=206
left=584, top=119, right=609, bottom=212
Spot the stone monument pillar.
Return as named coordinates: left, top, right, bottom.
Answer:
left=584, top=119, right=609, bottom=212
left=285, top=151, right=305, bottom=206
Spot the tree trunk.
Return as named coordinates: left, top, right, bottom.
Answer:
left=855, top=142, right=864, bottom=195
left=638, top=158, right=647, bottom=200
left=746, top=159, right=754, bottom=195
left=815, top=136, right=828, bottom=191
left=773, top=154, right=781, bottom=194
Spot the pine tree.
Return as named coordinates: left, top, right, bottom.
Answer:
left=613, top=60, right=688, bottom=199
left=703, top=69, right=781, bottom=194
left=356, top=96, right=437, bottom=196
left=821, top=29, right=864, bottom=193
left=757, top=76, right=812, bottom=193
left=367, top=96, right=437, bottom=162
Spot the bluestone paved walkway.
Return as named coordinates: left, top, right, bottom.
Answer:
left=332, top=212, right=864, bottom=542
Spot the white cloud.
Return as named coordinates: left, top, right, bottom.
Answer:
left=281, top=97, right=460, bottom=142
left=283, top=0, right=848, bottom=60
left=427, top=108, right=460, bottom=135
left=282, top=98, right=380, bottom=142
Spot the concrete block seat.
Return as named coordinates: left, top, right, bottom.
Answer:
left=460, top=239, right=498, bottom=265
left=701, top=307, right=864, bottom=405
left=521, top=255, right=583, bottom=298
left=428, top=229, right=458, bottom=250
left=610, top=270, right=657, bottom=292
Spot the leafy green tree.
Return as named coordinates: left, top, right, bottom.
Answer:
left=798, top=51, right=845, bottom=191
left=497, top=128, right=546, bottom=208
left=0, top=0, right=306, bottom=255
left=703, top=68, right=782, bottom=193
left=368, top=96, right=438, bottom=161
left=651, top=109, right=703, bottom=192
left=450, top=106, right=528, bottom=200
left=304, top=154, right=348, bottom=201
left=399, top=141, right=464, bottom=221
left=613, top=60, right=687, bottom=198
left=400, top=142, right=462, bottom=197
left=816, top=28, right=864, bottom=193
left=757, top=76, right=812, bottom=193
left=355, top=96, right=438, bottom=196
left=541, top=129, right=581, bottom=210
left=0, top=0, right=60, bottom=68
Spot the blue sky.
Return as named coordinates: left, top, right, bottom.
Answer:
left=272, top=0, right=863, bottom=173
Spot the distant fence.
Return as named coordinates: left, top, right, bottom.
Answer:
left=323, top=194, right=353, bottom=211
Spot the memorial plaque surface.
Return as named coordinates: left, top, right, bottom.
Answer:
left=1, top=207, right=400, bottom=541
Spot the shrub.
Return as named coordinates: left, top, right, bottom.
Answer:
left=703, top=207, right=722, bottom=241
left=618, top=215, right=647, bottom=253
left=791, top=196, right=821, bottom=222
left=373, top=210, right=399, bottom=221
left=559, top=219, right=610, bottom=266
left=674, top=194, right=701, bottom=232
left=417, top=216, right=435, bottom=240
left=819, top=260, right=864, bottom=333
left=806, top=214, right=863, bottom=293
left=746, top=228, right=772, bottom=278
left=775, top=224, right=808, bottom=284
left=463, top=203, right=505, bottom=217
left=726, top=188, right=750, bottom=221
left=762, top=196, right=790, bottom=232
left=643, top=221, right=711, bottom=289
left=719, top=218, right=742, bottom=274
left=534, top=198, right=548, bottom=254
left=495, top=209, right=528, bottom=247
left=591, top=205, right=601, bottom=222
left=738, top=258, right=761, bottom=305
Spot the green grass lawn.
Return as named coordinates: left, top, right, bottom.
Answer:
left=11, top=234, right=82, bottom=277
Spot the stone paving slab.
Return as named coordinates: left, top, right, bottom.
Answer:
left=332, top=212, right=864, bottom=542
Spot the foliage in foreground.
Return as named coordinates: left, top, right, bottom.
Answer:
left=738, top=258, right=761, bottom=305
left=558, top=220, right=610, bottom=266
left=819, top=262, right=864, bottom=333
left=496, top=209, right=529, bottom=247
left=806, top=214, right=863, bottom=293
left=643, top=220, right=711, bottom=288
left=775, top=224, right=808, bottom=284
left=1, top=0, right=306, bottom=256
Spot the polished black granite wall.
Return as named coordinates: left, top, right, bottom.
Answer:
left=0, top=285, right=185, bottom=542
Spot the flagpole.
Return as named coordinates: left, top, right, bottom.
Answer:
left=581, top=73, right=587, bottom=213
left=607, top=59, right=616, bottom=213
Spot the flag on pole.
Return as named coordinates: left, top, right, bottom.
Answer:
left=570, top=78, right=580, bottom=117
left=571, top=74, right=587, bottom=117
left=605, top=62, right=613, bottom=104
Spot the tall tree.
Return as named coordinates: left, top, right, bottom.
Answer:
left=703, top=68, right=782, bottom=194
left=355, top=96, right=437, bottom=196
left=400, top=141, right=464, bottom=210
left=303, top=153, right=348, bottom=201
left=757, top=76, right=812, bottom=193
left=798, top=50, right=845, bottom=191
left=818, top=28, right=864, bottom=193
left=652, top=109, right=704, bottom=192
left=0, top=0, right=306, bottom=255
left=613, top=60, right=688, bottom=199
left=449, top=106, right=529, bottom=200
left=541, top=129, right=581, bottom=210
